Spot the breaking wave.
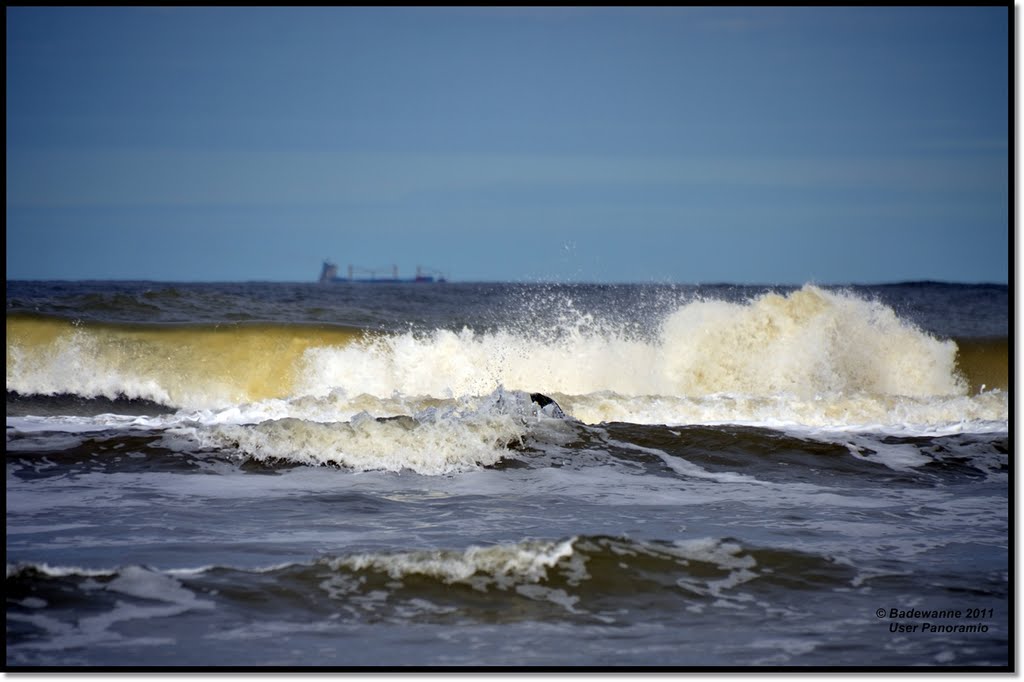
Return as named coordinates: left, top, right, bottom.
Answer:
left=7, top=286, right=1007, bottom=431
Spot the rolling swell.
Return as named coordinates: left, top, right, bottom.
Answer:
left=596, top=422, right=1009, bottom=483
left=6, top=391, right=176, bottom=418
left=13, top=531, right=1005, bottom=658
left=7, top=399, right=1007, bottom=481
left=5, top=536, right=860, bottom=633
left=5, top=429, right=231, bottom=478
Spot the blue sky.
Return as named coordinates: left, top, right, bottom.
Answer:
left=6, top=7, right=1009, bottom=283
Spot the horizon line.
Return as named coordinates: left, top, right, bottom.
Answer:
left=4, top=278, right=1011, bottom=287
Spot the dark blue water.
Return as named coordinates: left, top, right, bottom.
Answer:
left=6, top=280, right=1010, bottom=670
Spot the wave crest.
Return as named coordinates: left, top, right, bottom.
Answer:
left=7, top=287, right=990, bottom=430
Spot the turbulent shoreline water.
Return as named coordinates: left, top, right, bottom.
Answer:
left=5, top=280, right=1010, bottom=668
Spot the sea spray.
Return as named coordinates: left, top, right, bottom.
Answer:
left=296, top=285, right=966, bottom=401
left=6, top=286, right=985, bottom=429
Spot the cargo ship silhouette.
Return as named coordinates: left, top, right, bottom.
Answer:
left=319, top=261, right=447, bottom=283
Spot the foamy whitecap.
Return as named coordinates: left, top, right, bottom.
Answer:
left=184, top=389, right=569, bottom=475
left=6, top=329, right=175, bottom=406
left=297, top=285, right=968, bottom=403
left=7, top=286, right=1002, bottom=432
left=329, top=538, right=580, bottom=591
left=558, top=389, right=1007, bottom=433
left=658, top=287, right=964, bottom=398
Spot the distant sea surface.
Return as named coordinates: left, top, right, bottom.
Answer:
left=6, top=280, right=1009, bottom=668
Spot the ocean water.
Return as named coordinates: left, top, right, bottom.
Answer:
left=5, top=280, right=1010, bottom=669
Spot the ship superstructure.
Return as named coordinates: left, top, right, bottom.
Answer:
left=319, top=261, right=446, bottom=283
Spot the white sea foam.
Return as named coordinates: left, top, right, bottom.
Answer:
left=282, top=285, right=1000, bottom=432
left=326, top=535, right=764, bottom=608
left=7, top=286, right=1007, bottom=433
left=6, top=328, right=176, bottom=405
left=181, top=388, right=574, bottom=475
left=666, top=538, right=760, bottom=603
left=329, top=538, right=580, bottom=591
left=296, top=286, right=967, bottom=401
left=7, top=562, right=115, bottom=579
left=558, top=389, right=1008, bottom=433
